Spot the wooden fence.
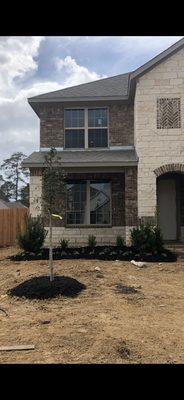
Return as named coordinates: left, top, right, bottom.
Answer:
left=0, top=208, right=29, bottom=247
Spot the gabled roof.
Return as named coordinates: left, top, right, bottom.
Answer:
left=0, top=199, right=9, bottom=209
left=28, top=37, right=184, bottom=110
left=0, top=199, right=27, bottom=209
left=131, top=37, right=184, bottom=80
left=8, top=201, right=27, bottom=208
left=28, top=73, right=131, bottom=103
left=22, top=149, right=138, bottom=168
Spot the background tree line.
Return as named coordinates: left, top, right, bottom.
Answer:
left=0, top=152, right=29, bottom=207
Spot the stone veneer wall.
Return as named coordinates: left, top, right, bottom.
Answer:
left=29, top=167, right=137, bottom=245
left=29, top=168, right=42, bottom=217
left=39, top=103, right=134, bottom=148
left=134, top=47, right=184, bottom=222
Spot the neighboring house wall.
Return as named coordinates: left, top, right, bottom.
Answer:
left=40, top=103, right=134, bottom=149
left=134, top=48, right=184, bottom=222
left=0, top=199, right=8, bottom=209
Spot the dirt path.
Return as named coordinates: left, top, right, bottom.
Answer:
left=0, top=247, right=183, bottom=363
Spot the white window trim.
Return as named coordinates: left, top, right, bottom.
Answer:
left=64, top=107, right=109, bottom=150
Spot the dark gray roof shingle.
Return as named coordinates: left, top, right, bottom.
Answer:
left=22, top=149, right=138, bottom=168
left=28, top=73, right=130, bottom=102
left=28, top=37, right=184, bottom=106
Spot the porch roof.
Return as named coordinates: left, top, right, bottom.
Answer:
left=22, top=149, right=138, bottom=168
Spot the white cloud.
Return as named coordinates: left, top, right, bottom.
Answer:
left=0, top=36, right=183, bottom=166
left=0, top=42, right=105, bottom=164
left=0, top=36, right=45, bottom=97
left=55, top=55, right=106, bottom=86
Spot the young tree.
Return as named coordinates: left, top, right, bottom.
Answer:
left=1, top=152, right=29, bottom=201
left=42, top=147, right=67, bottom=282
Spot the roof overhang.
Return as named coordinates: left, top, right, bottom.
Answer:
left=28, top=96, right=130, bottom=117
left=22, top=149, right=138, bottom=169
left=27, top=37, right=184, bottom=116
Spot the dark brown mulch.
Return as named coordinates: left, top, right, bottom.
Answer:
left=8, top=275, right=86, bottom=300
left=114, top=284, right=139, bottom=294
left=117, top=341, right=131, bottom=359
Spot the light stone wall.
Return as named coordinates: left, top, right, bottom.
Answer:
left=29, top=174, right=42, bottom=217
left=181, top=227, right=184, bottom=242
left=135, top=47, right=184, bottom=218
left=43, top=226, right=135, bottom=247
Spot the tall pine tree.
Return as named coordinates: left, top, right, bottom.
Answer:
left=1, top=152, right=29, bottom=201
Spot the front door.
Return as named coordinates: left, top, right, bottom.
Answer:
left=157, top=178, right=177, bottom=241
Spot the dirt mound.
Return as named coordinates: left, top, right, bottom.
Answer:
left=114, top=284, right=138, bottom=294
left=8, top=275, right=86, bottom=300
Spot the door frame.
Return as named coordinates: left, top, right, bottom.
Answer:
left=157, top=173, right=180, bottom=242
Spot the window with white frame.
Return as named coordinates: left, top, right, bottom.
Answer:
left=66, top=181, right=111, bottom=225
left=64, top=108, right=108, bottom=148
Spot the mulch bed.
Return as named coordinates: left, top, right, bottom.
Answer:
left=9, top=245, right=177, bottom=263
left=8, top=275, right=86, bottom=300
left=114, top=284, right=139, bottom=294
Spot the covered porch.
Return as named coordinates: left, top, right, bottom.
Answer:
left=23, top=148, right=138, bottom=246
left=156, top=165, right=184, bottom=243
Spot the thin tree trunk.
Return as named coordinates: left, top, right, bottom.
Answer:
left=16, top=166, right=18, bottom=201
left=49, top=211, right=54, bottom=282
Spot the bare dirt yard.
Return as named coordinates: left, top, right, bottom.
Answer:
left=0, top=246, right=183, bottom=364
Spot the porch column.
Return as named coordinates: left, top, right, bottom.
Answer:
left=29, top=168, right=43, bottom=217
left=137, top=165, right=157, bottom=224
left=124, top=167, right=138, bottom=244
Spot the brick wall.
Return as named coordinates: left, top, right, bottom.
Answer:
left=40, top=104, right=64, bottom=148
left=42, top=171, right=126, bottom=227
left=39, top=103, right=134, bottom=148
left=109, top=104, right=134, bottom=146
left=30, top=166, right=137, bottom=245
left=30, top=167, right=138, bottom=228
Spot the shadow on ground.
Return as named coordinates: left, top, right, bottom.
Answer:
left=8, top=275, right=86, bottom=300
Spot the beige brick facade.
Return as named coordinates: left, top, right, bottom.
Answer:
left=43, top=226, right=135, bottom=247
left=134, top=48, right=184, bottom=220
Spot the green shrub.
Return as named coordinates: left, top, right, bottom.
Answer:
left=88, top=234, right=97, bottom=248
left=17, top=215, right=47, bottom=254
left=131, top=223, right=163, bottom=255
left=131, top=224, right=163, bottom=255
left=59, top=238, right=69, bottom=250
left=116, top=235, right=125, bottom=247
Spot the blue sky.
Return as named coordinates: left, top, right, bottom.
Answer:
left=0, top=36, right=182, bottom=164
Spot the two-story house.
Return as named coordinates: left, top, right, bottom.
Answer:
left=22, top=37, right=184, bottom=246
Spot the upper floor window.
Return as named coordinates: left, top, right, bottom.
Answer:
left=65, top=109, right=84, bottom=148
left=88, top=108, right=108, bottom=148
left=64, top=108, right=108, bottom=149
left=157, top=98, right=181, bottom=129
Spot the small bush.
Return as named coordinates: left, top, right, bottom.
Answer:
left=17, top=215, right=47, bottom=254
left=59, top=238, right=69, bottom=251
left=116, top=235, right=125, bottom=247
left=88, top=234, right=97, bottom=248
left=131, top=223, right=164, bottom=255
